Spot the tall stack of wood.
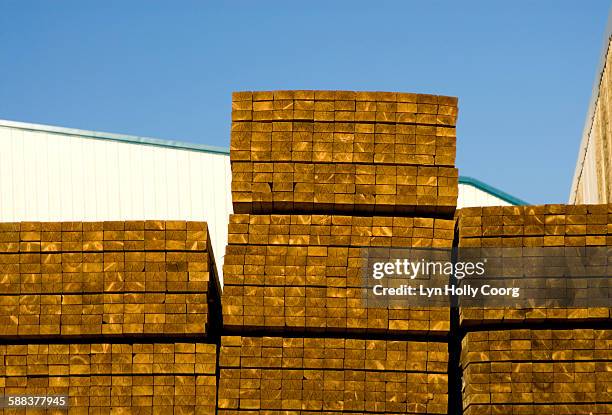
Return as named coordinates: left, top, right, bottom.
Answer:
left=456, top=204, right=612, bottom=415
left=219, top=90, right=459, bottom=414
left=0, top=220, right=221, bottom=414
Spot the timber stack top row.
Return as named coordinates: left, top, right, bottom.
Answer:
left=231, top=90, right=458, bottom=215
left=456, top=204, right=612, bottom=325
left=0, top=220, right=222, bottom=338
left=457, top=204, right=612, bottom=246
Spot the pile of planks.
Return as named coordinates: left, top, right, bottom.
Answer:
left=226, top=214, right=454, bottom=248
left=456, top=204, right=612, bottom=415
left=457, top=204, right=611, bottom=248
left=231, top=90, right=458, bottom=215
left=218, top=336, right=448, bottom=414
left=456, top=204, right=612, bottom=325
left=220, top=90, right=460, bottom=414
left=461, top=329, right=612, bottom=415
left=0, top=221, right=221, bottom=413
left=0, top=342, right=217, bottom=414
left=0, top=221, right=221, bottom=338
left=223, top=214, right=453, bottom=334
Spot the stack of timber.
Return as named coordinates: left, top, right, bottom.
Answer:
left=220, top=90, right=460, bottom=414
left=231, top=90, right=458, bottom=215
left=0, top=220, right=221, bottom=413
left=461, top=329, right=611, bottom=415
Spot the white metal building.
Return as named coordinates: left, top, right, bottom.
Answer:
left=0, top=119, right=526, bottom=283
left=458, top=176, right=526, bottom=207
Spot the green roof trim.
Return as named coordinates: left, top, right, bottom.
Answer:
left=459, top=176, right=528, bottom=206
left=0, top=119, right=230, bottom=155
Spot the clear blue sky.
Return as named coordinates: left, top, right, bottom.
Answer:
left=1, top=1, right=609, bottom=204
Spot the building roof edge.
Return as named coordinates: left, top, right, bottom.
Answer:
left=0, top=119, right=230, bottom=155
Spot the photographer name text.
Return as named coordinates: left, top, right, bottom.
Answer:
left=372, top=284, right=520, bottom=298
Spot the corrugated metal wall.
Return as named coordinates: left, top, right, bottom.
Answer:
left=571, top=22, right=612, bottom=204
left=0, top=121, right=232, bottom=282
left=575, top=128, right=600, bottom=204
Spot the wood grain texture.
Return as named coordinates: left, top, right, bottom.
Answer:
left=0, top=342, right=217, bottom=414
left=461, top=329, right=612, bottom=415
left=218, top=336, right=448, bottom=414
left=456, top=204, right=612, bottom=325
left=0, top=221, right=221, bottom=338
left=223, top=214, right=453, bottom=334
left=230, top=90, right=458, bottom=215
